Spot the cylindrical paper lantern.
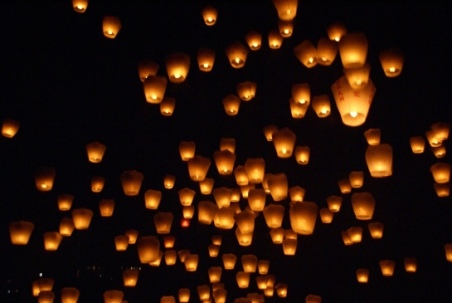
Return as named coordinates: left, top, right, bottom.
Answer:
left=343, top=63, right=371, bottom=90
left=59, top=217, right=74, bottom=237
left=9, top=220, right=34, bottom=245
left=327, top=195, right=343, bottom=212
left=102, top=16, right=121, bottom=39
left=316, top=37, right=337, bottom=66
left=351, top=192, right=375, bottom=220
left=60, top=287, right=80, bottom=303
left=72, top=208, right=93, bottom=230
left=91, top=176, right=105, bottom=193
left=120, top=170, right=144, bottom=196
left=197, top=48, right=215, bottom=72
left=43, top=231, right=63, bottom=251
left=213, top=150, right=236, bottom=175
left=236, top=81, right=257, bottom=101
left=184, top=254, right=199, bottom=272
left=165, top=53, right=190, bottom=83
left=290, top=202, right=318, bottom=235
left=103, top=290, right=124, bottom=303
left=409, top=136, right=425, bottom=154
left=349, top=171, right=364, bottom=188
left=263, top=204, right=285, bottom=228
left=199, top=177, right=214, bottom=194
left=202, top=5, right=217, bottom=26
left=160, top=97, right=176, bottom=116
left=279, top=20, right=294, bottom=38
left=379, top=48, right=404, bottom=77
left=267, top=173, right=288, bottom=201
left=222, top=94, right=241, bottom=116
left=365, top=144, right=393, bottom=178
left=338, top=32, right=368, bottom=68
left=179, top=141, right=195, bottom=161
left=85, top=141, right=106, bottom=163
left=294, top=40, right=317, bottom=68
left=144, top=189, right=162, bottom=210
left=404, top=257, right=417, bottom=273
left=319, top=208, right=333, bottom=224
left=154, top=212, right=174, bottom=234
left=311, top=95, right=331, bottom=117
left=225, top=42, right=248, bottom=69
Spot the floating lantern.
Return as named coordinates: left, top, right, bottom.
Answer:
left=72, top=0, right=88, bottom=13
left=363, top=128, right=381, bottom=146
left=351, top=192, right=375, bottom=220
left=198, top=200, right=217, bottom=225
left=242, top=254, right=258, bottom=273
left=356, top=269, right=369, bottom=283
left=445, top=244, right=452, bottom=262
left=123, top=269, right=139, bottom=287
left=294, top=40, right=317, bottom=68
left=91, top=176, right=105, bottom=193
left=213, top=288, right=227, bottom=303
left=222, top=253, right=237, bottom=270
left=349, top=171, right=364, bottom=188
left=184, top=254, right=199, bottom=272
left=214, top=206, right=236, bottom=229
left=199, top=177, right=214, bottom=194
left=202, top=5, right=217, bottom=26
left=154, top=212, right=174, bottom=234
left=2, top=119, right=20, bottom=138
left=182, top=205, right=195, bottom=219
left=59, top=217, right=74, bottom=237
left=368, top=222, right=384, bottom=239
left=103, top=290, right=124, bottom=303
left=272, top=0, right=298, bottom=21
left=306, top=294, right=322, bottom=303
left=426, top=129, right=442, bottom=147
left=343, top=63, right=371, bottom=90
left=311, top=95, right=331, bottom=117
left=365, top=144, right=393, bottom=178
left=263, top=204, right=285, bottom=228
left=219, top=137, right=236, bottom=153
left=208, top=244, right=220, bottom=257
left=434, top=182, right=450, bottom=197
left=57, top=194, right=74, bottom=211
left=268, top=30, right=283, bottom=49
left=114, top=235, right=129, bottom=251
left=327, top=21, right=347, bottom=42
left=248, top=188, right=266, bottom=211
left=85, top=141, right=106, bottom=163
left=102, top=16, right=121, bottom=39
left=38, top=290, right=55, bottom=303
left=275, top=283, right=288, bottom=297
left=289, top=186, right=306, bottom=202
left=37, top=278, right=54, bottom=292
left=327, top=195, right=342, bottom=212
left=149, top=250, right=163, bottom=266
left=295, top=146, right=310, bottom=165
left=164, top=249, right=177, bottom=265
left=213, top=150, right=236, bottom=175
left=43, top=231, right=63, bottom=251
left=137, top=236, right=160, bottom=263
left=72, top=208, right=93, bottom=230
left=272, top=127, right=296, bottom=158
left=208, top=266, right=223, bottom=283
left=279, top=20, right=293, bottom=38
left=143, top=76, right=167, bottom=104
left=282, top=238, right=297, bottom=255
left=137, top=59, right=159, bottom=82
left=213, top=187, right=232, bottom=208
left=316, top=37, right=337, bottom=66
left=236, top=272, right=250, bottom=289
left=160, top=97, right=176, bottom=116
left=432, top=146, right=446, bottom=158
left=409, top=136, right=425, bottom=154
left=245, top=31, right=262, bottom=51
left=431, top=122, right=450, bottom=141
left=291, top=83, right=310, bottom=104
left=163, top=174, right=176, bottom=189
left=379, top=260, right=395, bottom=277
left=290, top=202, right=318, bottom=235
left=245, top=158, right=265, bottom=183
left=347, top=226, right=363, bottom=243
left=144, top=189, right=162, bottom=210
left=9, top=220, right=34, bottom=245
left=337, top=178, right=352, bottom=194
left=319, top=208, right=333, bottom=224
left=61, top=287, right=80, bottom=303
left=258, top=260, right=270, bottom=275
left=222, top=94, right=241, bottom=116
left=179, top=141, right=195, bottom=161
left=178, top=187, right=196, bottom=206
left=338, top=32, right=368, bottom=68
left=430, top=162, right=450, bottom=183
left=162, top=235, right=175, bottom=249
left=404, top=257, right=417, bottom=273
left=188, top=155, right=211, bottom=181
left=235, top=209, right=255, bottom=234
left=267, top=173, right=288, bottom=201
left=197, top=48, right=215, bottom=72
left=178, top=288, right=190, bottom=303
left=289, top=98, right=309, bottom=118
left=34, top=167, right=56, bottom=192
left=125, top=229, right=138, bottom=244
left=379, top=48, right=404, bottom=77
left=236, top=81, right=257, bottom=101
left=165, top=53, right=190, bottom=83
left=225, top=42, right=248, bottom=69
left=212, top=236, right=222, bottom=246
left=269, top=227, right=284, bottom=244
left=120, top=170, right=144, bottom=196
left=263, top=124, right=278, bottom=141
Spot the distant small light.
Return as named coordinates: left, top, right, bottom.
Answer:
left=39, top=273, right=43, bottom=277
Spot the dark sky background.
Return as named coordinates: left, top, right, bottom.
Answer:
left=1, top=1, right=452, bottom=302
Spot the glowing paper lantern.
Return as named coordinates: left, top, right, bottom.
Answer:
left=379, top=260, right=395, bottom=277
left=154, top=212, right=174, bottom=234
left=71, top=208, right=93, bottom=230
left=295, top=146, right=310, bottom=165
left=272, top=0, right=298, bottom=21
left=432, top=146, right=446, bottom=158
left=198, top=200, right=217, bottom=225
left=431, top=122, right=450, bottom=141
left=222, top=253, right=237, bottom=270
left=347, top=226, right=363, bottom=243
left=351, top=192, right=375, bottom=220
left=316, top=37, right=337, bottom=66
left=91, top=176, right=105, bottom=193
left=445, top=244, right=452, bottom=262
left=379, top=48, right=404, bottom=77
left=214, top=206, right=236, bottom=230
left=294, top=40, right=317, bottom=68
left=222, top=94, right=241, bottom=116
left=263, top=204, right=285, bottom=228
left=165, top=53, right=190, bottom=83
left=236, top=81, right=257, bottom=101
left=102, top=16, right=121, bottom=39
left=275, top=283, right=288, bottom=297
left=343, top=63, right=371, bottom=90
left=268, top=30, right=283, bottom=49
left=272, top=127, right=296, bottom=158
left=247, top=188, right=266, bottom=212
left=368, top=222, right=384, bottom=239
left=245, top=31, right=262, bottom=51
left=349, top=171, right=364, bottom=188
left=269, top=227, right=284, bottom=244
left=319, top=208, right=333, bottom=224
left=356, top=269, right=369, bottom=283
left=306, top=294, right=322, bottom=303
left=58, top=194, right=74, bottom=211
left=103, top=290, right=124, bottom=303
left=289, top=202, right=318, bottom=235
left=9, top=220, right=34, bottom=245
left=43, top=231, right=63, bottom=251
left=409, top=136, right=425, bottom=154
left=137, top=59, right=159, bottom=82
left=160, top=97, right=176, bottom=116
left=199, top=177, right=214, bottom=194
left=235, top=209, right=255, bottom=234
left=178, top=187, right=196, bottom=206
left=263, top=124, right=278, bottom=141
left=327, top=21, right=347, bottom=42
left=225, top=42, right=248, bottom=69
left=2, top=119, right=20, bottom=138
left=178, top=288, right=190, bottom=303
left=208, top=266, right=222, bottom=283
left=85, top=141, right=106, bottom=163
left=72, top=0, right=88, bottom=13
left=123, top=269, right=139, bottom=287
left=267, top=173, right=288, bottom=201
left=120, top=170, right=144, bottom=196
left=60, top=287, right=80, bottom=303
left=188, top=155, right=211, bottom=181
left=289, top=98, right=309, bottom=118
left=311, top=95, right=331, bottom=117
left=291, top=83, right=310, bottom=104
left=289, top=186, right=306, bottom=202
left=197, top=48, right=215, bottom=72
left=38, top=290, right=55, bottom=303
left=184, top=254, right=199, bottom=272
left=34, top=167, right=56, bottom=192
left=365, top=144, right=393, bottom=178
left=338, top=32, right=368, bottom=68
left=137, top=236, right=160, bottom=263
left=434, top=182, right=450, bottom=197
left=163, top=174, right=176, bottom=189
left=144, top=189, right=162, bottom=210
left=430, top=162, right=450, bottom=183
left=327, top=195, right=342, bottom=212
left=213, top=150, right=236, bottom=175
left=282, top=238, right=297, bottom=255
left=125, top=229, right=138, bottom=244
left=202, top=5, right=217, bottom=26
left=114, top=235, right=129, bottom=251
left=258, top=260, right=270, bottom=275
left=338, top=178, right=352, bottom=194
left=245, top=158, right=265, bottom=183
left=213, top=288, right=227, bottom=303
left=164, top=249, right=177, bottom=265
left=404, top=257, right=417, bottom=273
left=59, top=217, right=74, bottom=237
left=179, top=141, right=195, bottom=161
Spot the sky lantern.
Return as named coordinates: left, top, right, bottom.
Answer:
left=165, top=53, right=190, bottom=83
left=409, top=136, right=425, bottom=154
left=282, top=238, right=297, bottom=255
left=202, top=5, right=217, bottom=26
left=85, top=141, right=106, bottom=163
left=43, top=231, right=63, bottom=251
left=236, top=272, right=250, bottom=288
left=331, top=75, right=376, bottom=127
left=149, top=250, right=163, bottom=266
left=294, top=40, right=318, bottom=68
left=263, top=124, right=278, bottom=141
left=294, top=146, right=310, bottom=165
left=425, top=129, right=442, bottom=147
left=162, top=235, right=175, bottom=249
left=37, top=278, right=54, bottom=293
left=144, top=189, right=162, bottom=210
left=292, top=82, right=310, bottom=104
left=431, top=122, right=450, bottom=142
left=316, top=37, right=337, bottom=66
left=347, top=226, right=363, bottom=243
left=9, top=220, right=34, bottom=245
left=164, top=249, right=177, bottom=265
left=178, top=187, right=196, bottom=206
left=213, top=187, right=232, bottom=208
left=137, top=236, right=160, bottom=263
left=368, top=222, right=384, bottom=239
left=289, top=186, right=306, bottom=202
left=1, top=119, right=20, bottom=138
left=434, top=182, right=450, bottom=197
left=268, top=30, right=283, bottom=49
left=267, top=173, right=288, bottom=201
left=245, top=31, right=262, bottom=51
left=213, top=288, right=227, bottom=303
left=222, top=94, right=241, bottom=116
left=123, top=269, right=139, bottom=287
left=154, top=212, right=174, bottom=234
left=241, top=254, right=258, bottom=273
left=120, top=170, right=144, bottom=196
left=379, top=48, right=404, bottom=77
left=60, top=287, right=80, bottom=303
left=199, top=177, right=214, bottom=194
left=213, top=150, right=236, bottom=175
left=404, top=257, right=417, bottom=273
left=432, top=146, right=446, bottom=158
left=244, top=157, right=265, bottom=183
left=197, top=200, right=217, bottom=225
left=114, top=235, right=129, bottom=251
left=356, top=269, right=369, bottom=283
left=326, top=21, right=347, bottom=42
left=272, top=0, right=298, bottom=21
left=184, top=254, right=199, bottom=272
left=338, top=32, right=368, bottom=68
left=272, top=127, right=296, bottom=158
left=103, top=290, right=124, bottom=303
left=343, top=63, right=371, bottom=90
left=275, top=283, right=288, bottom=298
left=379, top=260, right=395, bottom=277
left=125, top=229, right=139, bottom=244
left=349, top=171, right=364, bottom=188
left=197, top=48, right=215, bottom=72
left=188, top=155, right=211, bottom=181
left=290, top=202, right=318, bottom=235
left=311, top=95, right=331, bottom=117
left=327, top=195, right=342, bottom=212
left=279, top=20, right=294, bottom=37
left=319, top=208, right=333, bottom=224
left=57, top=194, right=74, bottom=211
left=160, top=97, right=176, bottom=116
left=247, top=188, right=266, bottom=211
left=225, top=41, right=248, bottom=69
left=91, top=176, right=105, bottom=193
left=137, top=59, right=159, bottom=82
left=178, top=288, right=190, bottom=303
left=222, top=253, right=237, bottom=270
left=445, top=244, right=452, bottom=262
left=38, top=290, right=55, bottom=303
left=179, top=141, right=195, bottom=161
left=208, top=266, right=223, bottom=283
left=34, top=167, right=56, bottom=192
left=365, top=143, right=393, bottom=177
left=59, top=217, right=74, bottom=237
left=364, top=128, right=381, bottom=146
left=236, top=81, right=257, bottom=101
left=214, top=206, right=236, bottom=229
left=72, top=0, right=88, bottom=13
left=72, top=208, right=93, bottom=230
left=306, top=294, right=322, bottom=303
left=351, top=192, right=375, bottom=220
left=220, top=137, right=236, bottom=153
left=102, top=16, right=121, bottom=39
left=263, top=204, right=285, bottom=228
left=163, top=174, right=176, bottom=189
left=143, top=75, right=167, bottom=104
left=269, top=227, right=284, bottom=244
left=258, top=260, right=270, bottom=275
left=235, top=209, right=255, bottom=234
left=208, top=244, right=220, bottom=257
left=289, top=98, right=309, bottom=118
left=430, top=162, right=450, bottom=183
left=337, top=178, right=352, bottom=194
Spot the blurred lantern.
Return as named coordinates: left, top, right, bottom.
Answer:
left=295, top=146, right=310, bottom=165
left=72, top=208, right=93, bottom=230
left=272, top=127, right=296, bottom=158
left=236, top=81, right=257, bottom=101
left=282, top=238, right=297, bottom=255
left=425, top=129, right=442, bottom=147
left=163, top=174, right=176, bottom=189
left=179, top=187, right=196, bottom=206
left=432, top=146, right=446, bottom=158
left=144, top=189, right=162, bottom=210
left=379, top=48, right=404, bottom=77
left=364, top=128, right=381, bottom=146
left=409, top=136, right=425, bottom=154
left=61, top=287, right=80, bottom=303
left=220, top=137, right=236, bottom=153
left=225, top=41, right=248, bottom=69
left=213, top=187, right=232, bottom=208
left=445, top=244, right=452, bottom=262
left=236, top=272, right=250, bottom=288
left=179, top=141, right=195, bottom=161
left=114, top=235, right=129, bottom=251
left=331, top=75, right=376, bottom=127
left=198, top=200, right=217, bottom=225
left=338, top=178, right=352, bottom=194
left=338, top=32, right=368, bottom=68
left=197, top=48, right=215, bottom=72
left=404, top=257, right=417, bottom=273
left=343, top=63, right=371, bottom=90
left=245, top=31, right=262, bottom=51
left=247, top=293, right=264, bottom=302
left=164, top=249, right=177, bottom=265
left=268, top=30, right=283, bottom=49
left=289, top=98, right=309, bottom=118
left=431, top=122, right=450, bottom=141
left=290, top=202, right=318, bottom=235
left=208, top=244, right=220, bottom=257
left=368, top=222, right=384, bottom=239
left=1, top=119, right=20, bottom=138
left=306, top=294, right=322, bottom=303
left=285, top=229, right=297, bottom=240
left=59, top=217, right=74, bottom=237
left=430, top=162, right=450, bottom=183
left=208, top=266, right=223, bottom=283
left=38, top=290, right=55, bottom=303
left=163, top=235, right=175, bottom=248
left=294, top=40, right=317, bottom=68
left=311, top=95, right=331, bottom=117
left=434, top=182, right=450, bottom=197
left=99, top=198, right=115, bottom=217
left=235, top=209, right=255, bottom=233
left=349, top=171, right=364, bottom=188
left=143, top=75, right=167, bottom=104
left=32, top=280, right=40, bottom=296
left=214, top=206, right=236, bottom=229
left=120, top=170, right=144, bottom=196
left=267, top=173, right=288, bottom=201
left=327, top=21, right=347, bottom=42
left=292, top=83, right=310, bottom=104
left=72, top=0, right=88, bottom=13
left=9, top=220, right=34, bottom=245
left=269, top=227, right=284, bottom=244
left=263, top=204, right=285, bottom=228
left=123, top=269, right=139, bottom=287
left=125, top=229, right=139, bottom=244
left=58, top=194, right=74, bottom=211
left=43, top=231, right=63, bottom=251
left=177, top=249, right=190, bottom=262
left=202, top=5, right=217, bottom=26
left=165, top=53, right=190, bottom=83
left=245, top=158, right=265, bottom=183
left=37, top=278, right=54, bottom=292
left=289, top=186, right=306, bottom=202
left=275, top=283, right=288, bottom=297
left=263, top=124, right=278, bottom=141
left=347, top=226, right=363, bottom=243
left=213, top=288, right=227, bottom=303
left=212, top=235, right=222, bottom=245
left=137, top=236, right=160, bottom=263
left=222, top=253, right=237, bottom=270
left=188, top=155, right=211, bottom=181
left=264, top=287, right=274, bottom=297
left=154, top=212, right=174, bottom=234
left=234, top=166, right=249, bottom=186
left=319, top=208, right=333, bottom=224
left=272, top=0, right=298, bottom=21
left=365, top=144, right=393, bottom=177
left=103, top=290, right=124, bottom=303
left=258, top=260, right=270, bottom=275
left=327, top=195, right=343, bottom=212
left=379, top=260, right=395, bottom=277
left=102, top=16, right=121, bottom=39
left=222, top=94, right=241, bottom=116
left=160, top=97, right=176, bottom=116
left=356, top=269, right=369, bottom=283
left=182, top=205, right=195, bottom=219
left=213, top=150, right=236, bottom=175
left=247, top=188, right=266, bottom=211
left=85, top=141, right=106, bottom=163
left=184, top=254, right=199, bottom=272
left=279, top=20, right=294, bottom=37
left=35, top=167, right=56, bottom=192
left=351, top=192, right=375, bottom=220
left=91, top=176, right=105, bottom=193
left=316, top=37, right=337, bottom=66
left=149, top=251, right=163, bottom=266
left=178, top=288, right=190, bottom=303
left=199, top=177, right=215, bottom=194
left=137, top=59, right=159, bottom=82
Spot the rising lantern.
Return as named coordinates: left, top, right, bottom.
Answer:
left=316, top=37, right=337, bottom=66
left=327, top=195, right=343, bottom=212
left=114, top=235, right=129, bottom=251
left=272, top=0, right=298, bottom=21
left=247, top=188, right=266, bottom=211
left=137, top=236, right=160, bottom=263
left=430, top=162, right=450, bottom=183
left=244, top=158, right=265, bottom=183
left=179, top=141, right=195, bottom=161
left=306, top=294, right=322, bottom=303
left=202, top=5, right=217, bottom=26
left=123, top=269, right=139, bottom=287
left=72, top=0, right=88, bottom=13
left=163, top=174, right=176, bottom=189
left=165, top=53, right=190, bottom=83
left=58, top=194, right=74, bottom=211
left=144, top=189, right=162, bottom=210
left=125, top=229, right=139, bottom=244
left=364, top=128, right=381, bottom=146
left=326, top=21, right=347, bottom=42
left=59, top=217, right=74, bottom=237
left=343, top=63, right=371, bottom=90
left=404, top=257, right=417, bottom=273
left=268, top=30, right=283, bottom=49
left=91, top=176, right=105, bottom=193
left=197, top=48, right=215, bottom=72
left=272, top=127, right=296, bottom=158
left=160, top=97, right=176, bottom=116
left=368, top=222, right=384, bottom=239
left=289, top=98, right=309, bottom=118
left=349, top=171, right=364, bottom=188
left=103, top=290, right=124, bottom=303
left=267, top=173, right=288, bottom=201
left=72, top=208, right=93, bottom=230
left=379, top=48, right=404, bottom=77
left=225, top=42, right=248, bottom=68
left=222, top=94, right=241, bottom=116
left=409, top=136, right=425, bottom=154
left=213, top=150, right=236, bottom=175
left=102, top=16, right=121, bottom=39
left=291, top=83, right=310, bottom=104
left=9, top=220, right=34, bottom=245
left=120, top=170, right=144, bottom=196
left=245, top=31, right=262, bottom=51
left=294, top=40, right=317, bottom=68
left=199, top=177, right=214, bottom=194
left=178, top=187, right=196, bottom=206
left=263, top=204, right=285, bottom=228
left=1, top=119, right=20, bottom=138
left=143, top=75, right=167, bottom=103
left=137, top=59, right=159, bottom=82
left=34, top=167, right=56, bottom=192
left=289, top=186, right=306, bottom=202
left=356, top=269, right=369, bottom=283
left=379, top=260, right=395, bottom=277
left=188, top=155, right=211, bottom=181
left=43, top=231, right=63, bottom=251
left=236, top=81, right=257, bottom=101
left=290, top=202, right=318, bottom=235
left=61, top=287, right=80, bottom=303
left=279, top=20, right=294, bottom=37
left=154, top=212, right=174, bottom=234
left=365, top=143, right=393, bottom=177
left=85, top=141, right=106, bottom=163
left=338, top=32, right=368, bottom=68
left=311, top=95, right=331, bottom=117
left=351, top=192, right=375, bottom=220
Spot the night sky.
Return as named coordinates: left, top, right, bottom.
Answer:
left=1, top=1, right=452, bottom=302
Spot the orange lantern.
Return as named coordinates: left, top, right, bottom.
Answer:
left=213, top=288, right=227, bottom=303
left=222, top=253, right=237, bottom=270
left=178, top=288, right=190, bottom=303
left=306, top=294, right=322, bottom=303
left=247, top=188, right=266, bottom=211
left=351, top=192, right=375, bottom=220
left=364, top=128, right=381, bottom=146
left=163, top=174, right=176, bottom=189
left=241, top=254, right=258, bottom=273
left=356, top=269, right=369, bottom=283
left=338, top=178, right=352, bottom=194
left=294, top=40, right=317, bottom=68
left=143, top=75, right=167, bottom=104
left=425, top=129, right=442, bottom=147
left=91, top=176, right=105, bottom=193
left=409, top=136, right=425, bottom=154
left=434, top=182, right=450, bottom=197
left=235, top=209, right=255, bottom=234
left=282, top=238, right=297, bottom=255
left=275, top=283, right=288, bottom=297
left=144, top=189, right=162, bottom=210
left=347, top=226, right=363, bottom=243
left=272, top=127, right=296, bottom=158
left=114, top=235, right=129, bottom=251
left=269, top=227, right=284, bottom=244
left=178, top=187, right=196, bottom=206
left=34, top=166, right=56, bottom=192
left=343, top=63, right=371, bottom=90
left=208, top=266, right=223, bottom=283
left=120, top=170, right=144, bottom=196
left=432, top=146, right=446, bottom=158
left=219, top=137, right=236, bottom=153
left=235, top=228, right=254, bottom=247
left=43, top=231, right=63, bottom=251
left=137, top=59, right=159, bottom=82
left=327, top=195, right=342, bottom=212
left=160, top=97, right=176, bottom=116
left=9, top=220, right=34, bottom=245
left=214, top=206, right=236, bottom=230
left=85, top=141, right=106, bottom=163
left=123, top=269, right=139, bottom=287
left=365, top=144, right=393, bottom=178
left=258, top=260, right=270, bottom=275
left=99, top=198, right=115, bottom=217
left=349, top=171, right=364, bottom=188
left=311, top=95, right=331, bottom=117
left=368, top=222, right=384, bottom=239
left=430, top=162, right=450, bottom=183
left=295, top=146, right=310, bottom=164
left=179, top=141, right=195, bottom=161
left=103, top=290, right=124, bottom=303
left=154, top=212, right=174, bottom=234
left=102, top=16, right=121, bottom=39
left=208, top=244, right=220, bottom=257
left=225, top=41, right=248, bottom=69
left=213, top=150, right=236, bottom=175
left=267, top=173, right=288, bottom=202
left=319, top=208, right=333, bottom=224
left=379, top=260, right=395, bottom=277
left=198, top=200, right=217, bottom=225
left=268, top=30, right=283, bottom=49
left=245, top=31, right=262, bottom=51
left=61, top=287, right=80, bottom=303
left=327, top=21, right=347, bottom=42
left=289, top=98, right=309, bottom=118
left=289, top=186, right=306, bottom=202
left=290, top=202, right=318, bottom=235
left=291, top=83, right=310, bottom=104
left=59, top=217, right=74, bottom=237
left=182, top=205, right=195, bottom=219
left=165, top=53, right=190, bottom=83
left=72, top=0, right=88, bottom=13
left=245, top=158, right=265, bottom=183
left=188, top=155, right=211, bottom=181
left=57, top=194, right=74, bottom=211
left=2, top=119, right=20, bottom=138
left=379, top=48, right=404, bottom=77
left=124, top=229, right=139, bottom=244
left=279, top=20, right=294, bottom=38
left=263, top=204, right=285, bottom=228
left=38, top=290, right=55, bottom=303
left=164, top=249, right=177, bottom=265
left=184, top=254, right=199, bottom=272
left=431, top=121, right=450, bottom=141
left=199, top=177, right=214, bottom=194
left=222, top=94, right=241, bottom=116
left=213, top=187, right=232, bottom=208
left=197, top=48, right=215, bottom=72
left=137, top=236, right=160, bottom=263
left=404, top=257, right=417, bottom=273
left=236, top=81, right=257, bottom=101
left=316, top=37, right=337, bottom=66
left=272, top=0, right=298, bottom=21
left=444, top=244, right=452, bottom=262
left=202, top=5, right=217, bottom=26
left=338, top=32, right=368, bottom=68
left=72, top=208, right=93, bottom=230
left=263, top=124, right=278, bottom=141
